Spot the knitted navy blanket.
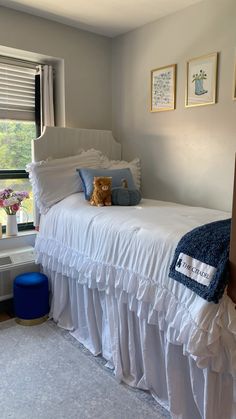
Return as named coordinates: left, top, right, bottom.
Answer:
left=169, top=218, right=231, bottom=303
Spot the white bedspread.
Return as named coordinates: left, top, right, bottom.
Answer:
left=35, top=194, right=236, bottom=377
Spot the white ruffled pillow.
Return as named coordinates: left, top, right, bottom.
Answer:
left=26, top=149, right=104, bottom=214
left=101, top=157, right=141, bottom=189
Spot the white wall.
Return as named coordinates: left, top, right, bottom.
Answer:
left=112, top=0, right=236, bottom=212
left=0, top=6, right=112, bottom=130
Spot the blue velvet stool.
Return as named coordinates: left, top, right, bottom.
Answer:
left=14, top=272, right=49, bottom=325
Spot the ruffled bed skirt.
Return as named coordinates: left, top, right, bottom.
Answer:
left=36, top=236, right=236, bottom=377
left=40, top=266, right=236, bottom=419
left=35, top=233, right=236, bottom=419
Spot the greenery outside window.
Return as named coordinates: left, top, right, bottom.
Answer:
left=0, top=120, right=35, bottom=232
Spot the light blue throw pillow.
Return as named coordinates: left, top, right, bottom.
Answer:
left=77, top=167, right=136, bottom=200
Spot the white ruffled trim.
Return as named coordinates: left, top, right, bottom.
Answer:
left=35, top=236, right=236, bottom=377
left=27, top=170, right=48, bottom=214
left=26, top=148, right=108, bottom=214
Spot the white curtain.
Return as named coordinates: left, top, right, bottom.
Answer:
left=37, top=64, right=55, bottom=132
left=34, top=65, right=55, bottom=228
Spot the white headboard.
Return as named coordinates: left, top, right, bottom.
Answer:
left=32, top=126, right=121, bottom=162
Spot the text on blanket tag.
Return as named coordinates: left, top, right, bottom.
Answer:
left=175, top=253, right=216, bottom=286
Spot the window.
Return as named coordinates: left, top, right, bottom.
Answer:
left=0, top=58, right=37, bottom=232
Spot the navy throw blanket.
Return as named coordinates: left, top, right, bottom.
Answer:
left=169, top=218, right=231, bottom=303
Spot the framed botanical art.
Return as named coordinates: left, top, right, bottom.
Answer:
left=185, top=52, right=218, bottom=108
left=150, top=64, right=176, bottom=112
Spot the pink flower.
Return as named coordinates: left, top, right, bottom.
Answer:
left=0, top=188, right=29, bottom=215
left=11, top=204, right=20, bottom=213
left=3, top=197, right=18, bottom=207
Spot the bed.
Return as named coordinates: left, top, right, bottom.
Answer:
left=31, top=127, right=236, bottom=419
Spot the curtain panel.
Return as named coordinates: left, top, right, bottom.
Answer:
left=35, top=65, right=55, bottom=137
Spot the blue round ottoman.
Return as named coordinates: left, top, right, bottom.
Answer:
left=14, top=272, right=49, bottom=326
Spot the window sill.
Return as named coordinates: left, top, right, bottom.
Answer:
left=0, top=229, right=36, bottom=251
left=1, top=229, right=36, bottom=240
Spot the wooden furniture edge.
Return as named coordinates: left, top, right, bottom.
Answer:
left=228, top=154, right=236, bottom=303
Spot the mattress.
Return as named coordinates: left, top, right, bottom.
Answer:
left=35, top=193, right=236, bottom=377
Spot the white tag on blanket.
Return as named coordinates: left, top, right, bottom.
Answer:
left=175, top=253, right=216, bottom=286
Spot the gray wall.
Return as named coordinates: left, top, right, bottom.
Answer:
left=0, top=6, right=111, bottom=130
left=1, top=2, right=235, bottom=212
left=112, top=0, right=236, bottom=212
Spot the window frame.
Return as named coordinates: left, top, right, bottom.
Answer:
left=0, top=169, right=34, bottom=233
left=0, top=57, right=38, bottom=234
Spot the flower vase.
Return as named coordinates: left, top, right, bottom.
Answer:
left=6, top=214, right=18, bottom=237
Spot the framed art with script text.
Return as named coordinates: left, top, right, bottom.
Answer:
left=150, top=64, right=176, bottom=112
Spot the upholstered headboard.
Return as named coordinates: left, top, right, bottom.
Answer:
left=31, top=126, right=121, bottom=227
left=32, top=126, right=121, bottom=162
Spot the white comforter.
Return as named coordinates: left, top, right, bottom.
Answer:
left=35, top=194, right=236, bottom=376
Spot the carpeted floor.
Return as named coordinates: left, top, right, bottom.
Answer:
left=0, top=319, right=170, bottom=419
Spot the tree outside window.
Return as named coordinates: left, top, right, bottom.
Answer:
left=0, top=120, right=35, bottom=228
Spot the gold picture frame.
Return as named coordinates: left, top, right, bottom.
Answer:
left=185, top=52, right=218, bottom=108
left=150, top=64, right=176, bottom=112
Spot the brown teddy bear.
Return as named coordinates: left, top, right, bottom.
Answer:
left=90, top=176, right=112, bottom=207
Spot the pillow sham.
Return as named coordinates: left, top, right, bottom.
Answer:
left=78, top=167, right=136, bottom=200
left=101, top=157, right=141, bottom=189
left=26, top=148, right=105, bottom=214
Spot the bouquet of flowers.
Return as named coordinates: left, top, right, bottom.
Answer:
left=0, top=188, right=29, bottom=215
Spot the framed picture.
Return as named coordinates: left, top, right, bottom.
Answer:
left=150, top=64, right=176, bottom=112
left=185, top=52, right=218, bottom=108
